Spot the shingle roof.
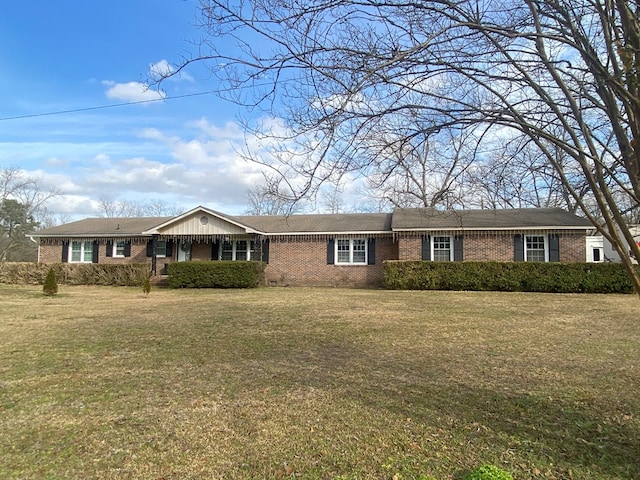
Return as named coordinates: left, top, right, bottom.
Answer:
left=391, top=207, right=592, bottom=230
left=231, top=212, right=393, bottom=234
left=31, top=207, right=591, bottom=238
left=32, top=217, right=172, bottom=237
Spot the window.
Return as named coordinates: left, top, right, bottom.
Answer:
left=220, top=239, right=255, bottom=261
left=525, top=235, right=546, bottom=262
left=113, top=240, right=126, bottom=258
left=155, top=240, right=168, bottom=258
left=432, top=236, right=453, bottom=261
left=336, top=238, right=367, bottom=265
left=70, top=241, right=93, bottom=263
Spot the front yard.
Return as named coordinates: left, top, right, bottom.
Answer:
left=0, top=285, right=638, bottom=479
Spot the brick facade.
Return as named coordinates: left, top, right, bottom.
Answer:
left=264, top=236, right=397, bottom=287
left=38, top=240, right=156, bottom=267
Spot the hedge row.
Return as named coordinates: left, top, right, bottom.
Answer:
left=167, top=261, right=266, bottom=288
left=0, top=262, right=150, bottom=287
left=383, top=260, right=637, bottom=293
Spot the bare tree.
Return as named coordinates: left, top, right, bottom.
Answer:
left=141, top=199, right=185, bottom=217
left=97, top=197, right=185, bottom=218
left=1, top=167, right=59, bottom=261
left=361, top=124, right=478, bottom=209
left=169, top=0, right=640, bottom=294
left=245, top=174, right=308, bottom=215
left=469, top=134, right=593, bottom=213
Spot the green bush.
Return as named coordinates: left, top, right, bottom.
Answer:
left=42, top=267, right=58, bottom=296
left=383, top=260, right=637, bottom=294
left=0, top=262, right=150, bottom=286
left=464, top=464, right=513, bottom=480
left=167, top=261, right=265, bottom=288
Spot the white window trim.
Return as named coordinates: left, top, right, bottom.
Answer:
left=220, top=239, right=255, bottom=261
left=69, top=240, right=94, bottom=263
left=335, top=238, right=368, bottom=265
left=524, top=234, right=548, bottom=262
left=112, top=240, right=126, bottom=258
left=431, top=235, right=454, bottom=262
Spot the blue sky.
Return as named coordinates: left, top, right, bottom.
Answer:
left=0, top=1, right=274, bottom=219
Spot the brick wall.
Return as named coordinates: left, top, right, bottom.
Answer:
left=397, top=231, right=587, bottom=262
left=264, top=236, right=398, bottom=287
left=38, top=239, right=157, bottom=266
left=559, top=232, right=587, bottom=262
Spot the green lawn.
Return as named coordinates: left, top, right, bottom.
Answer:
left=0, top=285, right=638, bottom=479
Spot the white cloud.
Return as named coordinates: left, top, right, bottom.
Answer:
left=149, top=59, right=194, bottom=82
left=103, top=81, right=166, bottom=103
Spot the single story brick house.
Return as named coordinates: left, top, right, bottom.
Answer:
left=30, top=206, right=593, bottom=286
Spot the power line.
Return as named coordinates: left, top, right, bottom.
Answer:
left=0, top=90, right=217, bottom=121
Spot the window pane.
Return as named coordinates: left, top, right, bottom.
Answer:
left=83, top=242, right=93, bottom=262
left=71, top=241, right=81, bottom=262
left=236, top=240, right=247, bottom=261
left=115, top=241, right=126, bottom=256
left=155, top=240, right=167, bottom=257
left=433, top=236, right=451, bottom=262
left=337, top=239, right=350, bottom=263
left=221, top=241, right=233, bottom=260
left=352, top=239, right=366, bottom=263
left=526, top=236, right=545, bottom=262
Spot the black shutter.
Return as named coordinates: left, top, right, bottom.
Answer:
left=106, top=240, right=113, bottom=257
left=327, top=238, right=335, bottom=264
left=124, top=241, right=131, bottom=257
left=548, top=234, right=560, bottom=262
left=453, top=235, right=464, bottom=261
left=367, top=238, right=375, bottom=265
left=421, top=235, right=431, bottom=261
left=92, top=241, right=99, bottom=263
left=514, top=234, right=524, bottom=261
left=262, top=239, right=270, bottom=264
left=146, top=239, right=154, bottom=257
left=62, top=240, right=69, bottom=262
left=211, top=240, right=220, bottom=260
left=166, top=240, right=173, bottom=257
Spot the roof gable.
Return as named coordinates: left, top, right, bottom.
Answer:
left=142, top=206, right=261, bottom=235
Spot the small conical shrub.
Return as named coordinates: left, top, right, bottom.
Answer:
left=464, top=465, right=513, bottom=480
left=142, top=277, right=151, bottom=296
left=43, top=267, right=58, bottom=296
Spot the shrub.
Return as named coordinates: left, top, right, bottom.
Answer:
left=0, top=262, right=150, bottom=286
left=142, top=276, right=151, bottom=295
left=42, top=267, right=58, bottom=296
left=464, top=464, right=513, bottom=480
left=383, top=260, right=638, bottom=294
left=167, top=261, right=266, bottom=288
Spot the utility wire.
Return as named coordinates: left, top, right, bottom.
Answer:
left=0, top=90, right=217, bottom=121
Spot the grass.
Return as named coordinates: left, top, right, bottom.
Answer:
left=0, top=284, right=639, bottom=480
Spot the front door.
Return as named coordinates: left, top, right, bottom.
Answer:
left=178, top=240, right=192, bottom=261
